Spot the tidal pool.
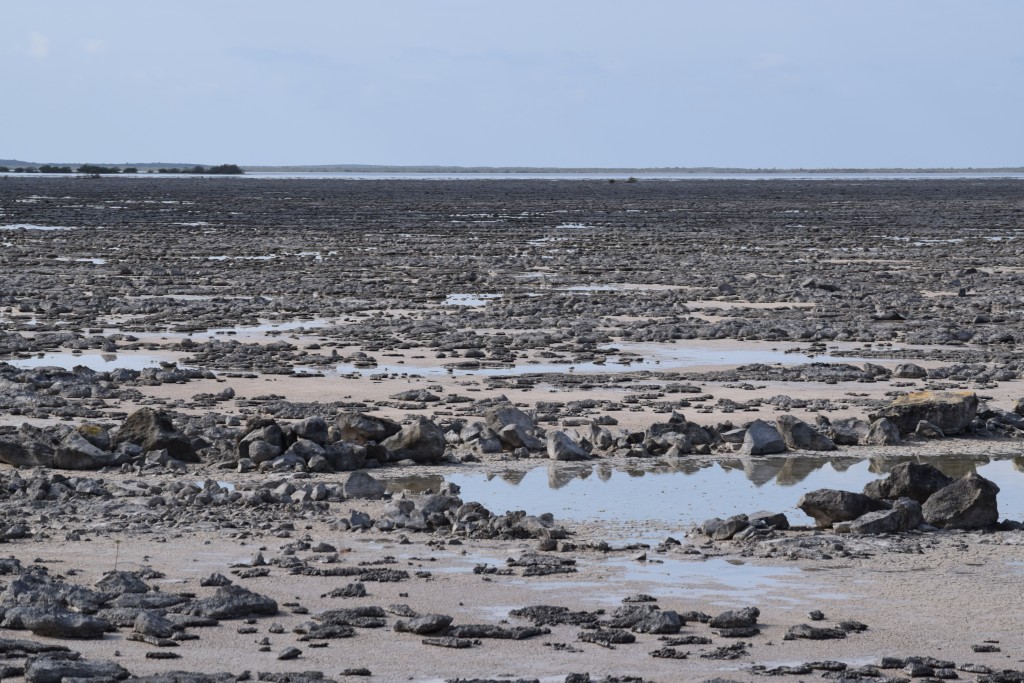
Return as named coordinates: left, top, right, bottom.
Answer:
left=2, top=350, right=181, bottom=372
left=445, top=456, right=1024, bottom=538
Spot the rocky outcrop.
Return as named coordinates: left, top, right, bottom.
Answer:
left=922, top=473, right=1000, bottom=529
left=798, top=489, right=888, bottom=528
left=113, top=408, right=199, bottom=462
left=877, top=390, right=978, bottom=437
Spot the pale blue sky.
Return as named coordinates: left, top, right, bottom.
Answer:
left=3, top=1, right=1022, bottom=167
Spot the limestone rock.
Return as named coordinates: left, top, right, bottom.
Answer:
left=739, top=420, right=786, bottom=455
left=922, top=473, right=1000, bottom=529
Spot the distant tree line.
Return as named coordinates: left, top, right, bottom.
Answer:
left=1, top=164, right=243, bottom=175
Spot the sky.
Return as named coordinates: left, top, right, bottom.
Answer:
left=2, top=1, right=1022, bottom=168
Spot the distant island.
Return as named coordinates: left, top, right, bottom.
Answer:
left=2, top=160, right=1022, bottom=175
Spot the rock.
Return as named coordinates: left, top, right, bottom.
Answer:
left=96, top=571, right=150, bottom=595
left=294, top=416, right=329, bottom=445
left=784, top=624, right=847, bottom=640
left=380, top=418, right=446, bottom=463
left=547, top=431, right=590, bottom=461
left=75, top=423, right=112, bottom=450
left=863, top=418, right=901, bottom=446
left=284, top=438, right=326, bottom=463
left=739, top=420, right=786, bottom=455
left=0, top=426, right=59, bottom=468
left=922, top=473, right=1000, bottom=529
left=915, top=420, right=945, bottom=439
left=798, top=489, right=888, bottom=528
left=393, top=614, right=454, bottom=635
left=825, top=417, right=870, bottom=446
left=775, top=415, right=836, bottom=451
left=878, top=390, right=978, bottom=436
left=701, top=515, right=750, bottom=541
left=748, top=510, right=790, bottom=530
left=277, top=646, right=302, bottom=660
left=113, top=408, right=199, bottom=463
left=708, top=607, right=759, bottom=629
left=324, top=443, right=367, bottom=471
left=336, top=412, right=401, bottom=444
left=247, top=440, right=281, bottom=465
left=178, top=585, right=278, bottom=619
left=892, top=363, right=928, bottom=379
left=849, top=498, right=924, bottom=534
left=15, top=607, right=112, bottom=639
left=134, top=611, right=176, bottom=639
left=24, top=655, right=129, bottom=683
left=56, top=431, right=117, bottom=469
left=485, top=403, right=545, bottom=451
left=343, top=471, right=387, bottom=500
left=863, top=462, right=952, bottom=503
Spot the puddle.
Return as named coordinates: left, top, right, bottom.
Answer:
left=444, top=293, right=502, bottom=307
left=446, top=456, right=1024, bottom=535
left=2, top=350, right=182, bottom=372
left=56, top=257, right=108, bottom=265
left=0, top=224, right=74, bottom=231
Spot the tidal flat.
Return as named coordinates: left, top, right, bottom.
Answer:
left=1, top=177, right=1023, bottom=682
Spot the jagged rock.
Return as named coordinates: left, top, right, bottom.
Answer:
left=324, top=442, right=367, bottom=471
left=547, top=431, right=590, bottom=461
left=709, top=607, right=759, bottom=629
left=748, top=511, right=790, bottom=530
left=784, top=624, right=847, bottom=640
left=702, top=516, right=750, bottom=540
left=113, top=408, right=199, bottom=463
left=824, top=417, right=870, bottom=446
left=177, top=585, right=277, bottom=619
left=878, top=390, right=978, bottom=436
left=294, top=416, right=329, bottom=445
left=343, top=471, right=387, bottom=499
left=96, top=571, right=150, bottom=595
left=848, top=498, right=924, bottom=534
left=336, top=412, right=401, bottom=444
left=24, top=655, right=129, bottom=683
left=915, top=420, right=945, bottom=438
left=485, top=403, right=545, bottom=451
left=798, top=489, right=888, bottom=528
left=380, top=418, right=446, bottom=463
left=863, top=462, right=952, bottom=503
left=892, top=363, right=928, bottom=379
left=134, top=611, right=176, bottom=639
left=922, top=473, right=1000, bottom=529
left=863, top=418, right=901, bottom=445
left=775, top=415, right=836, bottom=451
left=394, top=613, right=453, bottom=635
left=739, top=420, right=786, bottom=455
left=12, top=607, right=112, bottom=639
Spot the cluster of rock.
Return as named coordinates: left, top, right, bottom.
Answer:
left=799, top=462, right=1004, bottom=533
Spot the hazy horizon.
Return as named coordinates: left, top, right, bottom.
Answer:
left=4, top=1, right=1022, bottom=168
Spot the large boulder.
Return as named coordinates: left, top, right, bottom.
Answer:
left=863, top=462, right=952, bottom=503
left=848, top=498, right=924, bottom=534
left=178, top=585, right=278, bottom=620
left=113, top=409, right=198, bottom=463
left=922, top=473, right=1000, bottom=529
left=877, top=391, right=978, bottom=437
left=863, top=418, right=901, bottom=446
left=798, top=489, right=888, bottom=528
left=824, top=417, right=870, bottom=446
left=484, top=403, right=545, bottom=451
left=381, top=418, right=446, bottom=463
left=336, top=412, right=401, bottom=444
left=25, top=655, right=129, bottom=683
left=775, top=415, right=836, bottom=451
left=293, top=416, right=329, bottom=445
left=739, top=420, right=786, bottom=455
left=547, top=431, right=590, bottom=461
left=55, top=431, right=118, bottom=469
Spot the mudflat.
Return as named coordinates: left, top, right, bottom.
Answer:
left=1, top=177, right=1023, bottom=682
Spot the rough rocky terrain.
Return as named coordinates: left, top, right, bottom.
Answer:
left=1, top=176, right=1023, bottom=681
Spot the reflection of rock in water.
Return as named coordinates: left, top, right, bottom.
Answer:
left=547, top=463, right=592, bottom=489
left=498, top=469, right=528, bottom=486
left=829, top=457, right=863, bottom=473
left=664, top=458, right=709, bottom=475
left=1015, top=457, right=1024, bottom=473
left=386, top=474, right=446, bottom=496
left=719, top=458, right=744, bottom=473
left=597, top=464, right=613, bottom=481
left=624, top=467, right=647, bottom=478
left=868, top=456, right=986, bottom=480
left=742, top=458, right=785, bottom=487
left=774, top=457, right=828, bottom=486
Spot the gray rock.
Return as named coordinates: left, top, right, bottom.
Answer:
left=96, top=571, right=150, bottom=595
left=285, top=438, right=326, bottom=463
left=178, top=585, right=278, bottom=620
left=336, top=412, right=401, bottom=444
left=294, top=416, right=329, bottom=445
left=393, top=613, right=453, bottom=635
left=547, top=431, right=590, bottom=461
left=863, top=418, right=901, bottom=446
left=922, top=473, right=1000, bottom=529
left=863, top=462, right=952, bottom=503
left=849, top=498, right=924, bottom=534
left=877, top=390, right=978, bottom=436
left=892, top=363, right=928, bottom=379
left=798, top=489, right=888, bottom=528
left=113, top=408, right=199, bottom=463
left=739, top=420, right=786, bottom=455
left=775, top=415, right=836, bottom=451
left=134, top=611, right=176, bottom=639
left=381, top=418, right=446, bottom=463
left=75, top=423, right=112, bottom=451
left=785, top=624, right=847, bottom=640
left=343, top=471, right=387, bottom=500
left=24, top=655, right=129, bottom=683
left=701, top=516, right=750, bottom=541
left=56, top=431, right=117, bottom=469
left=748, top=510, right=790, bottom=530
left=915, top=420, right=945, bottom=439
left=825, top=417, right=870, bottom=446
left=324, top=442, right=367, bottom=471
left=15, top=607, right=111, bottom=639
left=709, top=607, right=759, bottom=629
